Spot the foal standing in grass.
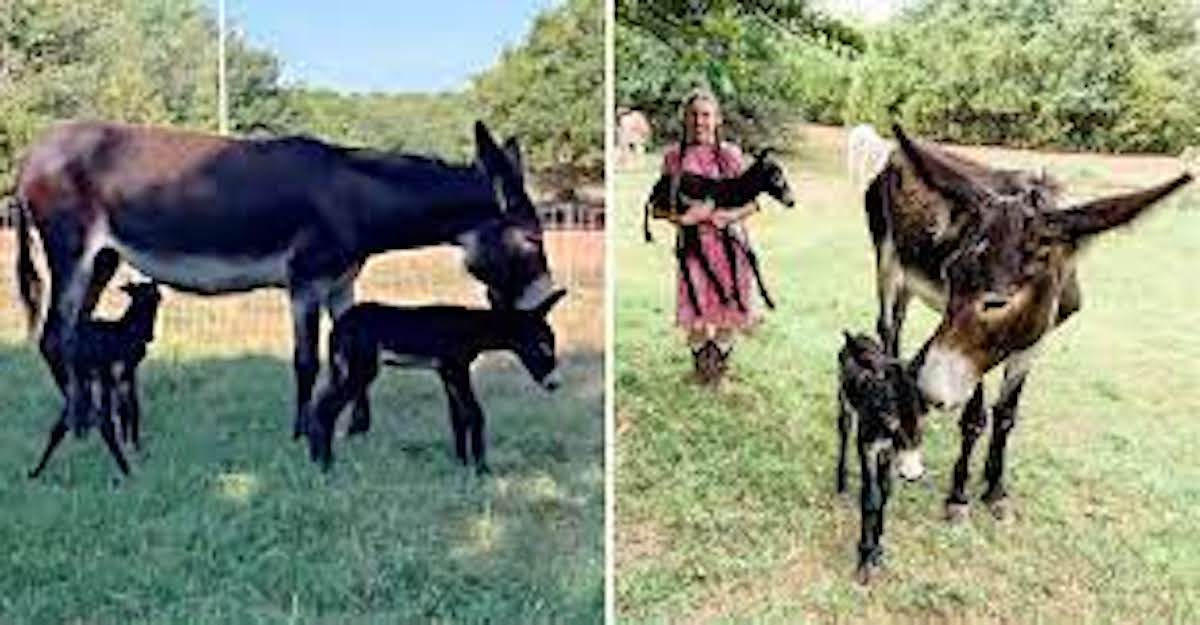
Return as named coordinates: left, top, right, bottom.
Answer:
left=836, top=332, right=927, bottom=583
left=28, top=282, right=162, bottom=478
left=305, top=289, right=568, bottom=472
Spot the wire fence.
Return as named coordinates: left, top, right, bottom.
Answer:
left=0, top=201, right=604, bottom=356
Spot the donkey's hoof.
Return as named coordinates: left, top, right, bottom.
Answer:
left=346, top=421, right=370, bottom=436
left=986, top=498, right=1013, bottom=522
left=855, top=564, right=879, bottom=586
left=944, top=502, right=971, bottom=523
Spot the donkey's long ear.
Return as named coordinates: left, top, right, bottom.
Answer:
left=534, top=288, right=568, bottom=317
left=893, top=125, right=994, bottom=211
left=475, top=121, right=507, bottom=176
left=1048, top=173, right=1193, bottom=244
left=503, top=136, right=525, bottom=180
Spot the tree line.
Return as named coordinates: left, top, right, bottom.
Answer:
left=0, top=0, right=602, bottom=191
left=617, top=0, right=1200, bottom=153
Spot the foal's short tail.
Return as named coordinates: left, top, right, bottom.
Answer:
left=13, top=195, right=44, bottom=338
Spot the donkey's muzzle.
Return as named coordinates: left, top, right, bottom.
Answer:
left=896, top=449, right=925, bottom=482
left=541, top=369, right=563, bottom=392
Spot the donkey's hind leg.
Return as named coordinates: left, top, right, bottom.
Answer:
left=28, top=410, right=69, bottom=479
left=95, top=370, right=130, bottom=476
left=39, top=213, right=106, bottom=433
left=114, top=365, right=142, bottom=449
left=437, top=365, right=471, bottom=467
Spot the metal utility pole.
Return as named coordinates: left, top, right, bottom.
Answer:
left=217, top=0, right=229, bottom=135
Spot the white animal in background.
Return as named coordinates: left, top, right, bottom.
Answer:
left=846, top=124, right=893, bottom=190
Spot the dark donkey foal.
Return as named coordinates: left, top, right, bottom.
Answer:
left=836, top=332, right=927, bottom=584
left=306, top=290, right=567, bottom=471
left=29, top=282, right=162, bottom=478
left=643, top=150, right=795, bottom=314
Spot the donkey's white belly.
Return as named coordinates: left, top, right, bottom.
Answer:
left=109, top=238, right=291, bottom=294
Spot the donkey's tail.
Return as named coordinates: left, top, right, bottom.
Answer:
left=13, top=195, right=44, bottom=338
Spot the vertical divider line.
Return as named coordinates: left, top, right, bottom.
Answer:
left=603, top=0, right=617, bottom=620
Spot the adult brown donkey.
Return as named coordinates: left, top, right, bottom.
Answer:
left=867, top=125, right=1192, bottom=521
left=14, top=120, right=556, bottom=439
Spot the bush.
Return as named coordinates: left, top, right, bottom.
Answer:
left=843, top=0, right=1200, bottom=153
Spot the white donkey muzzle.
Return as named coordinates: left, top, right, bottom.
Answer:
left=917, top=344, right=979, bottom=411
left=895, top=449, right=925, bottom=482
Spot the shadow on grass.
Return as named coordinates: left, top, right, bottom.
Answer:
left=0, top=342, right=603, bottom=625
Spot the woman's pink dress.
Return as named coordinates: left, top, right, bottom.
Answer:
left=662, top=142, right=758, bottom=332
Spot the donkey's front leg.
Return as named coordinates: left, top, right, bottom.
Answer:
left=437, top=365, right=471, bottom=467
left=945, top=384, right=988, bottom=522
left=981, top=362, right=1032, bottom=520
left=873, top=243, right=909, bottom=357
left=836, top=392, right=853, bottom=494
left=856, top=437, right=892, bottom=584
left=288, top=288, right=322, bottom=439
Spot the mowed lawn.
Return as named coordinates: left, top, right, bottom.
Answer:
left=0, top=234, right=604, bottom=624
left=615, top=125, right=1200, bottom=623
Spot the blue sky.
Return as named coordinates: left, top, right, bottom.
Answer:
left=223, top=1, right=562, bottom=94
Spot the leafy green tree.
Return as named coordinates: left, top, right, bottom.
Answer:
left=471, top=0, right=604, bottom=186
left=616, top=0, right=860, bottom=147
left=845, top=0, right=1200, bottom=152
left=0, top=0, right=294, bottom=188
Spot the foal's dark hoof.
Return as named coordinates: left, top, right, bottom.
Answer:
left=944, top=502, right=971, bottom=524
left=475, top=463, right=492, bottom=477
left=346, top=421, right=370, bottom=436
left=306, top=433, right=333, bottom=470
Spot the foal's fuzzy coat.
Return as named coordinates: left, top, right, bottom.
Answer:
left=836, top=332, right=927, bottom=584
left=305, top=290, right=567, bottom=471
left=29, top=282, right=162, bottom=478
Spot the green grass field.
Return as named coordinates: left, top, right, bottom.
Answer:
left=0, top=238, right=604, bottom=624
left=615, top=125, right=1200, bottom=624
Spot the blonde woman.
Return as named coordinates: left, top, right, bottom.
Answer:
left=661, top=89, right=760, bottom=382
